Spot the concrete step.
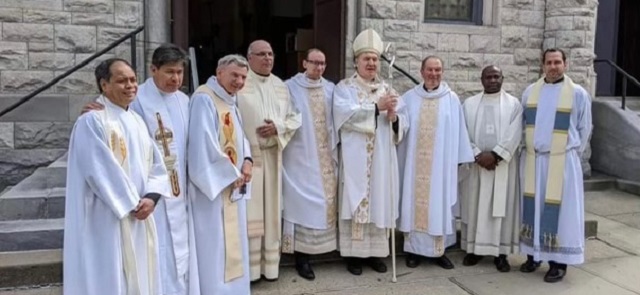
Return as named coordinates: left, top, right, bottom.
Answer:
left=0, top=168, right=66, bottom=221
left=0, top=219, right=63, bottom=252
left=0, top=285, right=61, bottom=295
left=0, top=250, right=61, bottom=290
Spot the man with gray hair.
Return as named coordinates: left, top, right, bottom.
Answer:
left=238, top=40, right=301, bottom=282
left=188, top=54, right=253, bottom=294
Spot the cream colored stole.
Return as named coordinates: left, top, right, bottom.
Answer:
left=522, top=76, right=574, bottom=249
left=195, top=86, right=244, bottom=282
left=95, top=96, right=157, bottom=295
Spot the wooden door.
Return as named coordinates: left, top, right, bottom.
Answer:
left=314, top=0, right=345, bottom=83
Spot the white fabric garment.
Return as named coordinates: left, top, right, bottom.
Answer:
left=519, top=80, right=592, bottom=265
left=397, top=83, right=474, bottom=257
left=282, top=73, right=338, bottom=254
left=460, top=90, right=522, bottom=257
left=187, top=77, right=252, bottom=294
left=131, top=78, right=196, bottom=295
left=64, top=96, right=168, bottom=295
left=333, top=73, right=408, bottom=229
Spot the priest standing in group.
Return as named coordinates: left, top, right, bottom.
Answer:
left=282, top=48, right=338, bottom=281
left=459, top=65, right=522, bottom=272
left=64, top=58, right=167, bottom=295
left=188, top=54, right=253, bottom=294
left=333, top=28, right=408, bottom=276
left=519, top=48, right=592, bottom=283
left=238, top=40, right=302, bottom=282
left=397, top=56, right=474, bottom=270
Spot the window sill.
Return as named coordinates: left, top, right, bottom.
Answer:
left=419, top=22, right=500, bottom=35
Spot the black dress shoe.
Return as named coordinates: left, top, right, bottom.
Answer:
left=462, top=253, right=483, bottom=266
left=295, top=261, right=316, bottom=281
left=367, top=257, right=387, bottom=273
left=520, top=258, right=541, bottom=273
left=494, top=255, right=511, bottom=272
left=435, top=255, right=455, bottom=269
left=346, top=258, right=362, bottom=276
left=543, top=267, right=566, bottom=283
left=406, top=254, right=421, bottom=268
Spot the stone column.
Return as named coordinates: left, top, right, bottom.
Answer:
left=542, top=0, right=598, bottom=177
left=144, top=0, right=172, bottom=77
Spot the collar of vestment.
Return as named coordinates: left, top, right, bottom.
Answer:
left=423, top=84, right=440, bottom=92
left=482, top=90, right=502, bottom=99
left=206, top=76, right=237, bottom=105
left=291, top=72, right=325, bottom=89
left=99, top=94, right=129, bottom=114
left=414, top=81, right=451, bottom=99
left=146, top=77, right=177, bottom=99
left=352, top=72, right=385, bottom=93
left=544, top=76, right=565, bottom=84
left=249, top=69, right=272, bottom=83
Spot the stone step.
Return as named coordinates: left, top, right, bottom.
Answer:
left=0, top=250, right=62, bottom=290
left=0, top=167, right=66, bottom=221
left=0, top=285, right=61, bottom=295
left=0, top=219, right=63, bottom=252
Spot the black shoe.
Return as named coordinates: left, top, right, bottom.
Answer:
left=520, top=255, right=541, bottom=273
left=462, top=253, right=483, bottom=266
left=494, top=255, right=511, bottom=272
left=346, top=258, right=362, bottom=276
left=406, top=254, right=421, bottom=268
left=295, top=261, right=316, bottom=281
left=367, top=257, right=387, bottom=273
left=544, top=266, right=566, bottom=283
left=435, top=255, right=455, bottom=269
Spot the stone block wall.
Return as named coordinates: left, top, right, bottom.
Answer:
left=0, top=0, right=145, bottom=190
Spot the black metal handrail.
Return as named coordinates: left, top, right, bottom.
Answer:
left=594, top=58, right=640, bottom=110
left=0, top=26, right=145, bottom=118
left=381, top=54, right=421, bottom=85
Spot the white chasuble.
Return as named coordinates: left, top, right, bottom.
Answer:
left=132, top=78, right=195, bottom=295
left=459, top=90, right=522, bottom=257
left=187, top=77, right=251, bottom=294
left=64, top=96, right=168, bottom=295
left=333, top=73, right=408, bottom=257
left=237, top=70, right=301, bottom=280
left=282, top=73, right=338, bottom=254
left=397, top=83, right=474, bottom=257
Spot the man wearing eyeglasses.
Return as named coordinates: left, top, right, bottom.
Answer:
left=281, top=49, right=337, bottom=281
left=237, top=40, right=302, bottom=282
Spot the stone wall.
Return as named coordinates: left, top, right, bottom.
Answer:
left=0, top=0, right=145, bottom=190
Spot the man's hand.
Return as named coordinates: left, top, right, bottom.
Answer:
left=133, top=198, right=155, bottom=220
left=475, top=152, right=497, bottom=170
left=81, top=102, right=105, bottom=115
left=257, top=119, right=277, bottom=138
left=377, top=95, right=398, bottom=111
left=241, top=160, right=253, bottom=183
left=386, top=108, right=398, bottom=122
left=233, top=177, right=245, bottom=189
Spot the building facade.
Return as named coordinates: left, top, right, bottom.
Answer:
left=0, top=0, right=600, bottom=189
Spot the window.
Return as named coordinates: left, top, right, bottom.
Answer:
left=424, top=0, right=484, bottom=25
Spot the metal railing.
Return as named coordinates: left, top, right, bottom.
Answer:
left=595, top=58, right=640, bottom=110
left=381, top=54, right=420, bottom=85
left=0, top=26, right=145, bottom=118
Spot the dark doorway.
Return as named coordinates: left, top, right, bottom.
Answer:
left=177, top=0, right=345, bottom=87
left=616, top=0, right=640, bottom=96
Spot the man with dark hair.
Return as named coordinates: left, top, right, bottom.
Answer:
left=459, top=65, right=522, bottom=272
left=519, top=48, right=592, bottom=283
left=82, top=44, right=198, bottom=294
left=281, top=48, right=337, bottom=280
left=64, top=58, right=167, bottom=295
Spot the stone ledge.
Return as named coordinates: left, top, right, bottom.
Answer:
left=0, top=95, right=70, bottom=122
left=419, top=23, right=500, bottom=36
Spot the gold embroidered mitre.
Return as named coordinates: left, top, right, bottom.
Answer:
left=353, top=28, right=384, bottom=57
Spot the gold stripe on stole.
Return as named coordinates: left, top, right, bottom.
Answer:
left=413, top=98, right=440, bottom=232
left=196, top=85, right=244, bottom=282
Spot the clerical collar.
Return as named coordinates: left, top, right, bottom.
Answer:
left=544, top=76, right=565, bottom=84
left=150, top=78, right=175, bottom=98
left=304, top=73, right=321, bottom=84
left=423, top=84, right=440, bottom=92
left=483, top=91, right=501, bottom=99
left=101, top=95, right=129, bottom=112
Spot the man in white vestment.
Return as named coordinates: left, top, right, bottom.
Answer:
left=333, top=29, right=408, bottom=276
left=82, top=44, right=199, bottom=295
left=397, top=56, right=474, bottom=270
left=64, top=58, right=167, bottom=295
left=282, top=49, right=338, bottom=281
left=238, top=40, right=302, bottom=282
left=519, top=48, right=592, bottom=283
left=188, top=54, right=253, bottom=294
left=459, top=65, right=522, bottom=272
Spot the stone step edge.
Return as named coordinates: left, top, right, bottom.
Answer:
left=0, top=219, right=64, bottom=234
left=0, top=285, right=61, bottom=295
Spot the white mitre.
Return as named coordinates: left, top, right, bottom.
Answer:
left=353, top=28, right=384, bottom=57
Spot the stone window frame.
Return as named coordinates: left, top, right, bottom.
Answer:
left=421, top=0, right=499, bottom=26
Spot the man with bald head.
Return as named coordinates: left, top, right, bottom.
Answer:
left=281, top=48, right=337, bottom=280
left=237, top=40, right=302, bottom=282
left=459, top=65, right=522, bottom=272
left=398, top=56, right=474, bottom=270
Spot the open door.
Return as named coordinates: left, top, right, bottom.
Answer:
left=314, top=0, right=345, bottom=83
